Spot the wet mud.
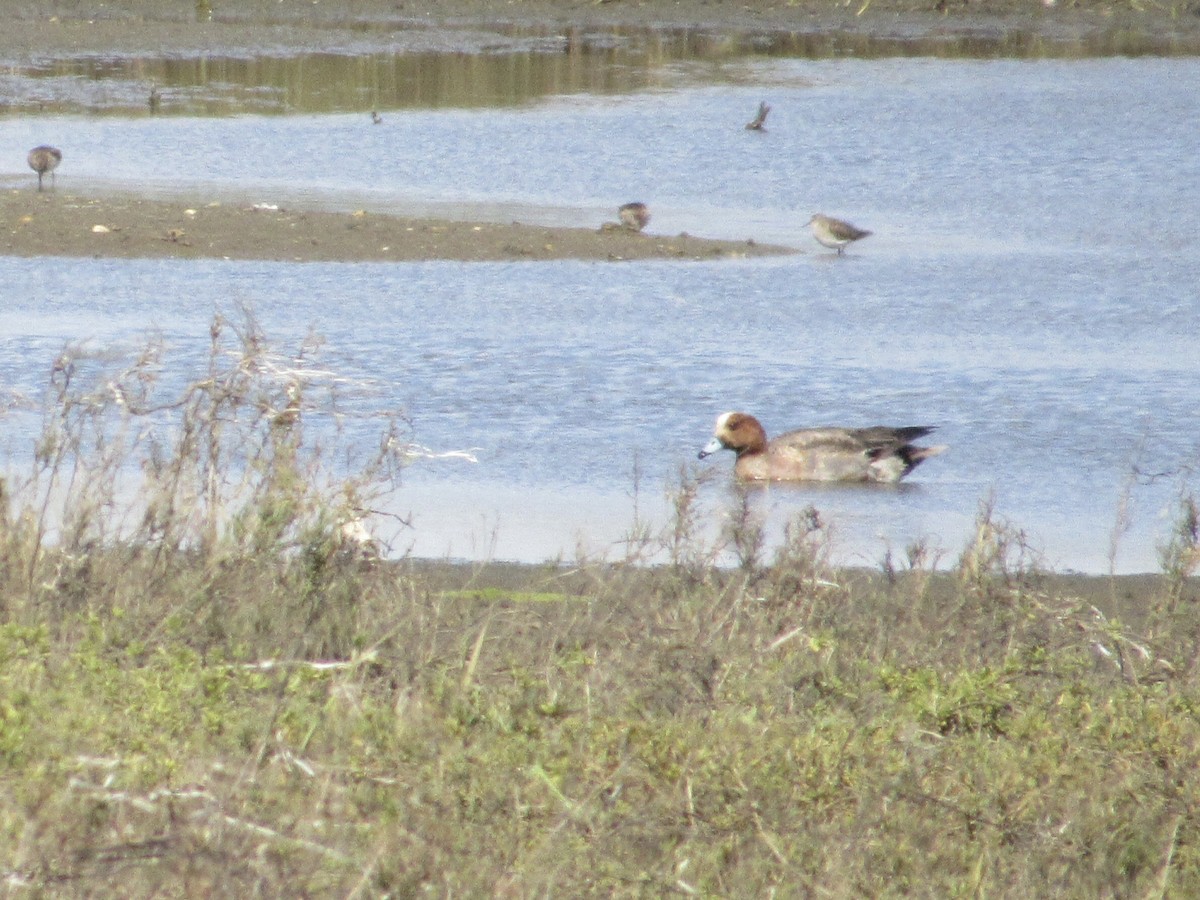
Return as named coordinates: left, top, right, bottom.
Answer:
left=1, top=188, right=788, bottom=263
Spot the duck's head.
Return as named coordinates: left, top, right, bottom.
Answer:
left=699, top=411, right=768, bottom=459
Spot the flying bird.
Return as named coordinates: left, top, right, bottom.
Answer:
left=745, top=101, right=770, bottom=131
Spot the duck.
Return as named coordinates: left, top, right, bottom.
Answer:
left=618, top=201, right=650, bottom=232
left=698, top=411, right=945, bottom=483
left=28, top=145, right=62, bottom=192
left=806, top=213, right=871, bottom=255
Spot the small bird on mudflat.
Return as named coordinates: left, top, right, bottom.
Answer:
left=618, top=202, right=650, bottom=232
left=806, top=213, right=872, bottom=255
left=745, top=101, right=770, bottom=131
left=28, top=146, right=62, bottom=192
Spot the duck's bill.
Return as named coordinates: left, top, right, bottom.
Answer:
left=698, top=437, right=724, bottom=459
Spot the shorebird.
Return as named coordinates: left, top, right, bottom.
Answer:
left=618, top=202, right=650, bottom=232
left=148, top=85, right=161, bottom=113
left=371, top=111, right=383, bottom=124
left=806, top=213, right=872, bottom=255
left=27, top=146, right=62, bottom=192
left=745, top=101, right=770, bottom=131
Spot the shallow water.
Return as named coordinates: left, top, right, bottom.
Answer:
left=2, top=55, right=1199, bottom=572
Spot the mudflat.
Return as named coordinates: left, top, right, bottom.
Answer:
left=1, top=189, right=785, bottom=263
left=5, top=0, right=1199, bottom=263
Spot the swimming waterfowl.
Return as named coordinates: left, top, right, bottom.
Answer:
left=618, top=202, right=650, bottom=232
left=699, top=411, right=945, bottom=483
left=27, top=145, right=62, bottom=192
left=806, top=213, right=871, bottom=255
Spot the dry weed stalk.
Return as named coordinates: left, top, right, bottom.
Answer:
left=0, top=313, right=416, bottom=618
left=665, top=463, right=722, bottom=575
left=957, top=496, right=1042, bottom=593
left=1159, top=493, right=1200, bottom=612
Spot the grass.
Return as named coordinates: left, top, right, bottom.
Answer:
left=2, top=323, right=1200, bottom=897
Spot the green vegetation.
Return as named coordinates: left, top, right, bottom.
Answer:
left=1, top=323, right=1199, bottom=896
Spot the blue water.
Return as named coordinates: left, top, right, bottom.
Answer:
left=2, top=56, right=1198, bottom=572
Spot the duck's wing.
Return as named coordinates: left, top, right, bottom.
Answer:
left=850, top=425, right=936, bottom=449
left=771, top=426, right=936, bottom=455
left=769, top=427, right=877, bottom=456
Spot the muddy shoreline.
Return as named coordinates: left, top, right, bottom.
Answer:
left=1, top=188, right=789, bottom=263
left=3, top=1, right=1200, bottom=61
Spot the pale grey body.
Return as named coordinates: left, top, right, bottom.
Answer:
left=28, top=145, right=62, bottom=191
left=699, top=412, right=945, bottom=483
left=806, top=213, right=871, bottom=255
